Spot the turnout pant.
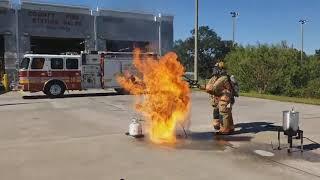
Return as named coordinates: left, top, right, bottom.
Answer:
left=218, top=99, right=234, bottom=130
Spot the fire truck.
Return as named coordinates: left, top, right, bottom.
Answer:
left=17, top=51, right=156, bottom=97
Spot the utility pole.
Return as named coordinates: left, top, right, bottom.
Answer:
left=93, top=0, right=101, bottom=51
left=158, top=13, right=162, bottom=57
left=230, top=11, right=239, bottom=45
left=299, top=19, right=307, bottom=63
left=93, top=8, right=98, bottom=51
left=14, top=2, right=20, bottom=70
left=154, top=13, right=162, bottom=57
left=194, top=0, right=198, bottom=81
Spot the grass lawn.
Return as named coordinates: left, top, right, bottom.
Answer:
left=190, top=78, right=320, bottom=106
left=191, top=86, right=320, bottom=105
left=240, top=92, right=320, bottom=106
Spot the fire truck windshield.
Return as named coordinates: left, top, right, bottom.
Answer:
left=20, top=58, right=30, bottom=70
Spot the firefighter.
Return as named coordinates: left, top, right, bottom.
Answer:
left=205, top=62, right=235, bottom=135
left=205, top=69, right=221, bottom=130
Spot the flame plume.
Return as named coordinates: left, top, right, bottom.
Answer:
left=117, top=50, right=191, bottom=144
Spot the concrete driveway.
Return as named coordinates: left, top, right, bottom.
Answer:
left=0, top=90, right=319, bottom=180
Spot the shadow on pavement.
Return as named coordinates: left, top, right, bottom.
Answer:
left=214, top=135, right=253, bottom=142
left=188, top=131, right=253, bottom=142
left=136, top=132, right=253, bottom=151
left=0, top=90, right=7, bottom=95
left=0, top=102, right=44, bottom=107
left=242, top=142, right=320, bottom=163
left=298, top=143, right=320, bottom=151
left=22, top=92, right=125, bottom=100
left=178, top=133, right=253, bottom=151
left=234, top=122, right=280, bottom=135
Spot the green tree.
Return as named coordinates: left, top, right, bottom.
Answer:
left=301, top=55, right=320, bottom=98
left=173, top=26, right=233, bottom=79
left=225, top=43, right=307, bottom=96
left=315, top=49, right=320, bottom=56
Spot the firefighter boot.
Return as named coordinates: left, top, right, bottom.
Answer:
left=218, top=113, right=234, bottom=135
left=212, top=107, right=221, bottom=130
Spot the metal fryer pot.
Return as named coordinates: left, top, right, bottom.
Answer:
left=282, top=110, right=299, bottom=133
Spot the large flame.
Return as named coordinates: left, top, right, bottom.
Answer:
left=117, top=49, right=191, bottom=144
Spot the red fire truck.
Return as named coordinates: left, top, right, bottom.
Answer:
left=17, top=51, right=155, bottom=98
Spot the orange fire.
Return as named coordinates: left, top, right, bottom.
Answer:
left=117, top=49, right=191, bottom=144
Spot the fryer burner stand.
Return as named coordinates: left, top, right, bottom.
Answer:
left=276, top=127, right=304, bottom=153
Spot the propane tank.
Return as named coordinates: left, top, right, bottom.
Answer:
left=128, top=118, right=143, bottom=137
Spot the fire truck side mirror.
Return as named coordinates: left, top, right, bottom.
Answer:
left=82, top=54, right=87, bottom=65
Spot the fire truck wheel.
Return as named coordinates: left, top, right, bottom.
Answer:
left=114, top=88, right=129, bottom=95
left=44, top=81, right=66, bottom=98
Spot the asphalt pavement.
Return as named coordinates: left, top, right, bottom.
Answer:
left=0, top=90, right=319, bottom=180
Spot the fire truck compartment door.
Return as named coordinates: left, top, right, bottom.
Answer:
left=121, top=60, right=135, bottom=75
left=103, top=60, right=121, bottom=88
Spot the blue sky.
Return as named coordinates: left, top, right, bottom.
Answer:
left=23, top=0, right=320, bottom=54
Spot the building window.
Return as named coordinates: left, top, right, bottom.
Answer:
left=31, top=58, right=45, bottom=69
left=51, top=58, right=63, bottom=70
left=66, top=58, right=78, bottom=69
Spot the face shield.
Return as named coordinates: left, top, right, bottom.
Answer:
left=212, top=66, right=221, bottom=76
left=220, top=69, right=227, bottom=76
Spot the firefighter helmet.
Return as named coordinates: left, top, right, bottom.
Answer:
left=218, top=61, right=225, bottom=69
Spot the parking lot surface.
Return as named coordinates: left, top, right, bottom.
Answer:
left=0, top=90, right=319, bottom=180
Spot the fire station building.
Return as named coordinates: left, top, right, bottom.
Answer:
left=0, top=0, right=174, bottom=81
